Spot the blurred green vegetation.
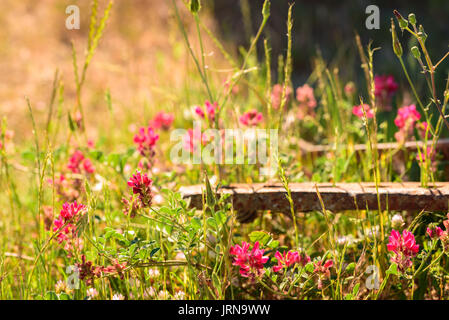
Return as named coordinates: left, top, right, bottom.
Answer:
left=212, top=0, right=449, bottom=88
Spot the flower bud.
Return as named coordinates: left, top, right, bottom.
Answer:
left=418, top=25, right=427, bottom=43
left=262, top=0, right=271, bottom=20
left=408, top=13, right=416, bottom=26
left=411, top=46, right=421, bottom=60
left=393, top=10, right=408, bottom=30
left=391, top=19, right=403, bottom=57
left=189, top=0, right=201, bottom=14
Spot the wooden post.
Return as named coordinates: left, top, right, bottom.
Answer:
left=180, top=182, right=449, bottom=222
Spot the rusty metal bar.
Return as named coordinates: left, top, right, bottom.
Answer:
left=180, top=182, right=449, bottom=222
left=298, top=138, right=449, bottom=156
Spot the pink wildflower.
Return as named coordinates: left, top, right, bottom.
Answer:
left=352, top=104, right=374, bottom=119
left=67, top=150, right=95, bottom=174
left=374, top=75, right=398, bottom=110
left=272, top=250, right=310, bottom=273
left=223, top=77, right=239, bottom=95
left=182, top=128, right=209, bottom=153
left=296, top=84, right=317, bottom=109
left=151, top=112, right=174, bottom=130
left=194, top=101, right=219, bottom=122
left=394, top=104, right=421, bottom=130
left=313, top=259, right=333, bottom=289
left=313, top=259, right=333, bottom=278
left=375, top=75, right=398, bottom=98
left=0, top=130, right=14, bottom=150
left=53, top=201, right=86, bottom=244
left=127, top=170, right=153, bottom=207
left=416, top=121, right=429, bottom=140
left=239, top=109, right=263, bottom=127
left=387, top=229, right=419, bottom=271
left=394, top=104, right=421, bottom=143
left=427, top=226, right=444, bottom=239
left=271, top=84, right=292, bottom=110
left=134, top=126, right=159, bottom=157
left=230, top=241, right=269, bottom=279
left=416, top=146, right=436, bottom=171
left=87, top=139, right=95, bottom=149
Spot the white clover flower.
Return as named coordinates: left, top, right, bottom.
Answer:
left=112, top=293, right=125, bottom=300
left=87, top=288, right=98, bottom=299
left=391, top=214, right=404, bottom=229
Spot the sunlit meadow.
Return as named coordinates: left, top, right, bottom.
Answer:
left=1, top=0, right=449, bottom=300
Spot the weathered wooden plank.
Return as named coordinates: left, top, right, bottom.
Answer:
left=180, top=182, right=449, bottom=222
left=298, top=138, right=449, bottom=156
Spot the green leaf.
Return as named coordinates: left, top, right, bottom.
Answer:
left=59, top=292, right=71, bottom=300
left=44, top=291, right=59, bottom=300
left=344, top=293, right=353, bottom=300
left=207, top=217, right=217, bottom=230
left=304, top=262, right=314, bottom=273
left=352, top=283, right=360, bottom=296
left=68, top=113, right=75, bottom=132
left=150, top=247, right=160, bottom=257
left=386, top=263, right=399, bottom=276
left=190, top=217, right=202, bottom=231
left=204, top=173, right=216, bottom=208
left=248, top=231, right=272, bottom=246
left=267, top=240, right=279, bottom=249
left=345, top=262, right=356, bottom=273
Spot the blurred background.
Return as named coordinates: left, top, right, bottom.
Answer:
left=213, top=0, right=449, bottom=85
left=1, top=0, right=448, bottom=142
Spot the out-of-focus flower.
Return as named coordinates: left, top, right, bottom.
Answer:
left=230, top=241, right=269, bottom=279
left=313, top=259, right=333, bottom=289
left=112, top=293, right=125, bottom=300
left=387, top=229, right=419, bottom=272
left=157, top=290, right=170, bottom=300
left=394, top=104, right=421, bottom=143
left=239, top=109, right=263, bottom=127
left=224, top=77, right=239, bottom=95
left=394, top=104, right=421, bottom=130
left=74, top=111, right=83, bottom=129
left=148, top=268, right=161, bottom=278
left=271, top=84, right=292, bottom=110
left=150, top=111, right=174, bottom=131
left=43, top=206, right=54, bottom=231
left=427, top=225, right=444, bottom=239
left=133, top=126, right=159, bottom=157
left=182, top=128, right=210, bottom=153
left=344, top=82, right=356, bottom=96
left=375, top=75, right=398, bottom=97
left=416, top=147, right=436, bottom=172
left=374, top=75, right=398, bottom=111
left=313, top=259, right=333, bottom=278
left=352, top=104, right=374, bottom=119
left=55, top=280, right=68, bottom=294
left=87, top=139, right=95, bottom=149
left=194, top=101, right=219, bottom=123
left=67, top=150, right=95, bottom=174
left=0, top=130, right=14, bottom=150
left=121, top=196, right=141, bottom=218
left=391, top=214, right=404, bottom=229
left=416, top=121, right=429, bottom=140
left=296, top=84, right=317, bottom=109
left=173, top=291, right=186, bottom=300
left=175, top=252, right=186, bottom=261
left=87, top=288, right=99, bottom=299
left=272, top=250, right=310, bottom=273
left=296, top=84, right=317, bottom=119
